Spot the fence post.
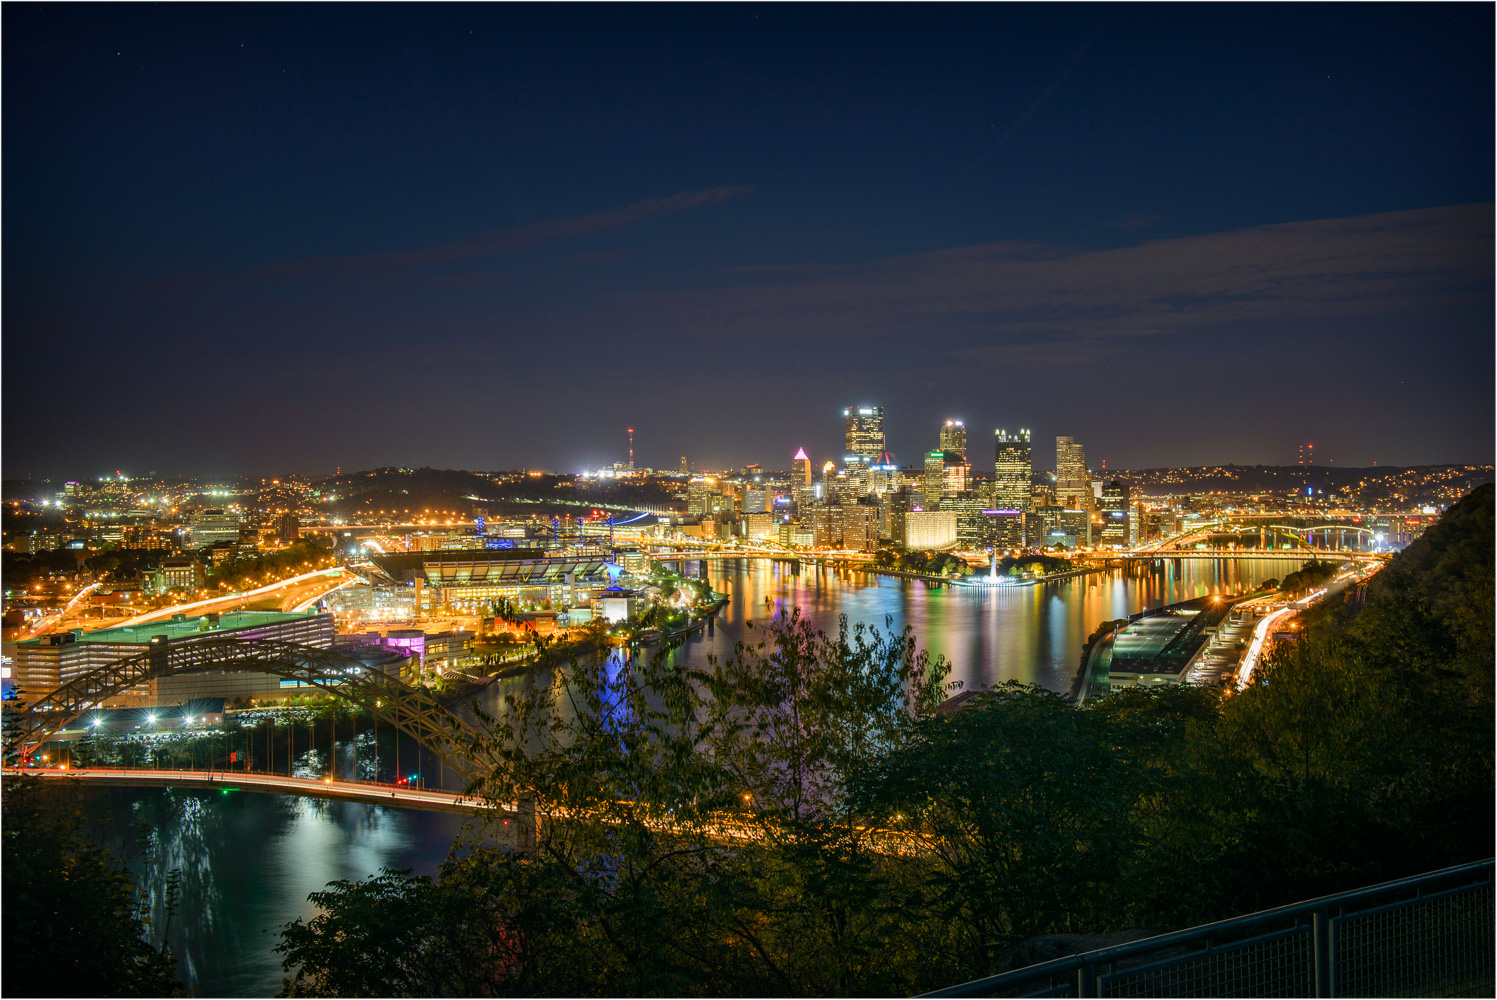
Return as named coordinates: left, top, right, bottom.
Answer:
left=1312, top=909, right=1334, bottom=997
left=1077, top=958, right=1097, bottom=998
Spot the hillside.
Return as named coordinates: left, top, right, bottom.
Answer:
left=318, top=467, right=680, bottom=520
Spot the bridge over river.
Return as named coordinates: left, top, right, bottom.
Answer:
left=2, top=629, right=923, bottom=856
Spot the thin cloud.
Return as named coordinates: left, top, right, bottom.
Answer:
left=618, top=203, right=1491, bottom=360
left=259, top=185, right=750, bottom=279
left=149, top=186, right=750, bottom=292
left=1107, top=211, right=1163, bottom=230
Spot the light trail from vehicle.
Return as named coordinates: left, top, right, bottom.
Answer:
left=1237, top=607, right=1292, bottom=690
left=112, top=568, right=347, bottom=627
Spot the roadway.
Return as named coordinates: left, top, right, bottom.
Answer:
left=111, top=568, right=357, bottom=627
left=1232, top=561, right=1379, bottom=690
left=14, top=582, right=105, bottom=639
left=12, top=569, right=359, bottom=643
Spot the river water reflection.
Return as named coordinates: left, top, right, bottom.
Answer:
left=80, top=786, right=470, bottom=997
left=645, top=556, right=1302, bottom=694
left=91, top=556, right=1302, bottom=996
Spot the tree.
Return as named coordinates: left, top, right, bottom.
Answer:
left=278, top=612, right=956, bottom=996
left=2, top=776, right=181, bottom=997
left=852, top=684, right=1165, bottom=978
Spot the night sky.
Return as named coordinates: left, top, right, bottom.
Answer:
left=5, top=4, right=1492, bottom=479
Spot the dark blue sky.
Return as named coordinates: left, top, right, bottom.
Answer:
left=5, top=4, right=1492, bottom=478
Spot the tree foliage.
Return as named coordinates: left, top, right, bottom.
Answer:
left=2, top=776, right=181, bottom=997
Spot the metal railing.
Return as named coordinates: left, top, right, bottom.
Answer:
left=923, top=859, right=1493, bottom=998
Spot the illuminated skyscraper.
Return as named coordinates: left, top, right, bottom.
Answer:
left=687, top=477, right=715, bottom=516
left=941, top=453, right=969, bottom=496
left=1055, top=436, right=1092, bottom=511
left=993, top=429, right=1032, bottom=513
left=940, top=419, right=967, bottom=462
left=791, top=448, right=814, bottom=512
left=922, top=450, right=946, bottom=509
left=843, top=405, right=885, bottom=462
left=1099, top=481, right=1132, bottom=546
left=867, top=448, right=899, bottom=496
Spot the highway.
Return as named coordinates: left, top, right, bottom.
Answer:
left=111, top=568, right=355, bottom=627
left=1238, top=607, right=1293, bottom=690
left=16, top=582, right=104, bottom=639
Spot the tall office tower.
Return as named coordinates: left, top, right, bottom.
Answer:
left=943, top=491, right=991, bottom=548
left=687, top=477, right=715, bottom=516
left=841, top=461, right=869, bottom=499
left=679, top=456, right=689, bottom=475
left=1099, top=481, right=1132, bottom=546
left=940, top=419, right=967, bottom=462
left=867, top=448, right=899, bottom=496
left=841, top=502, right=881, bottom=553
left=883, top=485, right=919, bottom=542
left=744, top=486, right=768, bottom=514
left=791, top=448, right=814, bottom=512
left=1055, top=436, right=1093, bottom=511
left=843, top=405, right=885, bottom=462
left=811, top=504, right=844, bottom=549
left=922, top=451, right=946, bottom=510
left=993, top=429, right=1033, bottom=514
left=708, top=491, right=736, bottom=518
left=942, top=453, right=970, bottom=497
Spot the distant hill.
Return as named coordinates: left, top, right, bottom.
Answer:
left=317, top=467, right=680, bottom=520
left=1111, top=463, right=1491, bottom=506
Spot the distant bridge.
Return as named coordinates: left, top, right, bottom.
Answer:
left=1097, top=549, right=1387, bottom=563
left=1158, top=517, right=1387, bottom=553
left=2, top=638, right=492, bottom=787
left=9, top=767, right=489, bottom=812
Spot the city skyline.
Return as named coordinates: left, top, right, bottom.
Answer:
left=4, top=5, right=1493, bottom=478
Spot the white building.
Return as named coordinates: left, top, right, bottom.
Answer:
left=904, top=511, right=958, bottom=550
left=190, top=508, right=242, bottom=548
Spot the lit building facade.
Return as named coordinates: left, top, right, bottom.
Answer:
left=993, top=429, right=1033, bottom=513
left=922, top=451, right=946, bottom=510
left=190, top=508, right=242, bottom=548
left=940, top=419, right=967, bottom=461
left=791, top=448, right=814, bottom=513
left=1099, top=481, right=1133, bottom=547
left=942, top=491, right=990, bottom=548
left=843, top=405, right=885, bottom=462
left=903, top=511, right=958, bottom=550
left=687, top=477, right=716, bottom=516
left=1055, top=436, right=1093, bottom=512
left=840, top=503, right=881, bottom=552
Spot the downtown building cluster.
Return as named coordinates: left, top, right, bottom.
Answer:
left=676, top=405, right=1139, bottom=554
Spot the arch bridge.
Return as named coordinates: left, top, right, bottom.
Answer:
left=1161, top=518, right=1383, bottom=552
left=2, top=638, right=493, bottom=787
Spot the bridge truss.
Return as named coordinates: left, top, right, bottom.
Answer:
left=2, top=638, right=493, bottom=787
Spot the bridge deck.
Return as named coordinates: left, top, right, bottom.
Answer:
left=6, top=767, right=502, bottom=815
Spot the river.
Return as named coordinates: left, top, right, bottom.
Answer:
left=77, top=555, right=1301, bottom=996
